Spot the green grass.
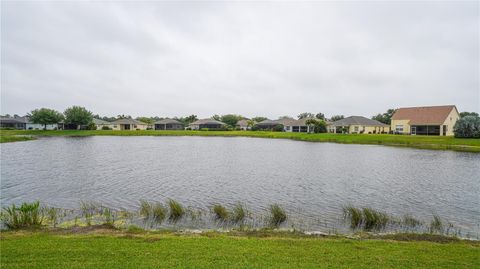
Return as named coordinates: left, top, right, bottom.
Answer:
left=0, top=135, right=35, bottom=143
left=0, top=230, right=478, bottom=269
left=1, top=129, right=479, bottom=152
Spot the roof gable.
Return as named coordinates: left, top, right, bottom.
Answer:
left=391, top=105, right=457, bottom=125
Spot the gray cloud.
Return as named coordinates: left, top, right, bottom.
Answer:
left=1, top=1, right=478, bottom=118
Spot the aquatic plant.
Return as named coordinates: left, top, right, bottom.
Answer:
left=268, top=204, right=287, bottom=227
left=139, top=200, right=152, bottom=218
left=403, top=214, right=421, bottom=228
left=1, top=201, right=43, bottom=229
left=168, top=199, right=185, bottom=222
left=213, top=205, right=229, bottom=221
left=151, top=202, right=167, bottom=224
left=362, top=208, right=389, bottom=231
left=231, top=203, right=247, bottom=224
left=343, top=205, right=363, bottom=229
left=80, top=201, right=99, bottom=226
left=103, top=207, right=115, bottom=226
left=44, top=207, right=61, bottom=228
left=430, top=215, right=443, bottom=234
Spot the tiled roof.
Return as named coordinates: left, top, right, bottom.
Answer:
left=330, top=116, right=388, bottom=127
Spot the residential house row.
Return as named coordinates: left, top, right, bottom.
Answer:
left=0, top=105, right=461, bottom=136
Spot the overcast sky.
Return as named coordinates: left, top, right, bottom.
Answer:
left=1, top=1, right=479, bottom=119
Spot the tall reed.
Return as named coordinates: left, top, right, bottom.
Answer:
left=268, top=204, right=287, bottom=227
left=168, top=199, right=185, bottom=222
left=213, top=205, right=229, bottom=221
left=231, top=203, right=247, bottom=224
left=1, top=201, right=43, bottom=229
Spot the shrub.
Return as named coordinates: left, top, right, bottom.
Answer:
left=1, top=201, right=43, bottom=229
left=273, top=124, right=284, bottom=132
left=453, top=115, right=480, bottom=138
left=268, top=204, right=287, bottom=227
left=101, top=126, right=111, bottom=130
left=213, top=205, right=229, bottom=221
left=168, top=199, right=185, bottom=222
left=251, top=125, right=260, bottom=131
left=86, top=122, right=96, bottom=130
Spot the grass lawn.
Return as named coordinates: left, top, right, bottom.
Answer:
left=0, top=135, right=35, bottom=143
left=1, top=129, right=479, bottom=152
left=1, top=229, right=479, bottom=269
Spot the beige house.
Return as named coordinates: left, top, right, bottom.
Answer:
left=391, top=105, right=459, bottom=136
left=328, top=116, right=390, bottom=134
left=111, top=118, right=148, bottom=130
left=93, top=118, right=114, bottom=130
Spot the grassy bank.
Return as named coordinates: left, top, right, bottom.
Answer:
left=0, top=135, right=35, bottom=143
left=1, top=129, right=480, bottom=152
left=1, top=228, right=478, bottom=269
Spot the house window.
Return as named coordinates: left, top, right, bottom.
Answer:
left=395, top=125, right=403, bottom=133
left=113, top=125, right=117, bottom=128
left=133, top=125, right=137, bottom=128
left=354, top=126, right=359, bottom=132
left=286, top=126, right=291, bottom=131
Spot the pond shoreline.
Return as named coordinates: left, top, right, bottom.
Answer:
left=1, top=130, right=479, bottom=152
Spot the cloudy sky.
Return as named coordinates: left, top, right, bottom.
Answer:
left=1, top=1, right=478, bottom=119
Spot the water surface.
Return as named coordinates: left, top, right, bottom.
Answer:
left=1, top=136, right=479, bottom=236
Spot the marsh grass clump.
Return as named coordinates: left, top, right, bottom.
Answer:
left=168, top=199, right=185, bottom=222
left=103, top=207, right=115, bottom=226
left=151, top=202, right=167, bottom=224
left=1, top=201, right=43, bottom=229
left=362, top=208, right=389, bottom=231
left=213, top=205, right=229, bottom=221
left=343, top=205, right=363, bottom=229
left=139, top=200, right=152, bottom=218
left=80, top=201, right=99, bottom=226
left=44, top=207, right=61, bottom=228
left=268, top=204, right=287, bottom=228
left=231, top=203, right=247, bottom=224
left=430, top=215, right=443, bottom=234
left=403, top=214, right=421, bottom=228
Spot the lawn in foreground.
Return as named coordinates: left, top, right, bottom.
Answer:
left=1, top=129, right=479, bottom=152
left=1, top=231, right=478, bottom=269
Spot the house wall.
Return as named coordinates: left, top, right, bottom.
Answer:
left=348, top=125, right=390, bottom=134
left=391, top=119, right=411, bottom=134
left=111, top=124, right=147, bottom=130
left=26, top=123, right=58, bottom=130
left=441, top=108, right=460, bottom=136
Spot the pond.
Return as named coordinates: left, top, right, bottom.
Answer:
left=1, top=136, right=479, bottom=237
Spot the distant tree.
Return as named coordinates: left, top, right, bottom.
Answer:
left=252, top=116, right=268, bottom=123
left=305, top=118, right=327, bottom=133
left=212, top=114, right=221, bottom=121
left=278, top=115, right=294, bottom=120
left=136, top=117, right=155, bottom=125
left=247, top=119, right=256, bottom=128
left=454, top=115, right=480, bottom=138
left=29, top=108, right=64, bottom=130
left=315, top=113, right=325, bottom=120
left=460, top=112, right=479, bottom=118
left=116, top=114, right=132, bottom=119
left=330, top=115, right=344, bottom=122
left=64, top=106, right=93, bottom=129
left=297, top=112, right=314, bottom=119
left=176, top=115, right=198, bottom=125
left=372, top=109, right=395, bottom=125
left=220, top=114, right=243, bottom=127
